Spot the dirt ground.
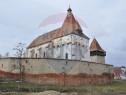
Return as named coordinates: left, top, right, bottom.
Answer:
left=27, top=91, right=73, bottom=95
left=0, top=91, right=126, bottom=95
left=27, top=91, right=126, bottom=95
left=100, top=92, right=126, bottom=95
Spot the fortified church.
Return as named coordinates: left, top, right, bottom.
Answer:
left=0, top=7, right=114, bottom=86
left=25, top=7, right=106, bottom=64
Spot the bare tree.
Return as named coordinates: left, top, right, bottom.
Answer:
left=13, top=42, right=26, bottom=81
left=13, top=43, right=26, bottom=58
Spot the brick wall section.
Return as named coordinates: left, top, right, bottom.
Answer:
left=0, top=70, right=20, bottom=79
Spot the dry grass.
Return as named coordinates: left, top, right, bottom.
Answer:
left=0, top=81, right=126, bottom=95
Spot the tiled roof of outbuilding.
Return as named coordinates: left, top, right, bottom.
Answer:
left=114, top=69, right=122, bottom=75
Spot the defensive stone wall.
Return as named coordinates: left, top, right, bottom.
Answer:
left=0, top=58, right=114, bottom=85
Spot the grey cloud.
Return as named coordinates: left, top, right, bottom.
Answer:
left=0, top=0, right=126, bottom=66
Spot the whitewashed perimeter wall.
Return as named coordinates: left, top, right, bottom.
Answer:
left=0, top=58, right=113, bottom=75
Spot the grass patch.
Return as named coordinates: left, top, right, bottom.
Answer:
left=0, top=81, right=126, bottom=94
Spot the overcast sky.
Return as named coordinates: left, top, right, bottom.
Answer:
left=0, top=0, right=126, bottom=66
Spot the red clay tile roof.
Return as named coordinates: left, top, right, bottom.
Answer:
left=27, top=28, right=61, bottom=49
left=27, top=8, right=89, bottom=49
left=90, top=38, right=105, bottom=53
left=114, top=69, right=122, bottom=74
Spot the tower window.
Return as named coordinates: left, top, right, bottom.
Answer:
left=78, top=30, right=82, bottom=34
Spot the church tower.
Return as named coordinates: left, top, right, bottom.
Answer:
left=90, top=38, right=106, bottom=64
left=26, top=7, right=90, bottom=61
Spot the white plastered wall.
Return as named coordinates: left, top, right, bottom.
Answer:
left=71, top=34, right=91, bottom=61
left=91, top=56, right=105, bottom=64
left=26, top=34, right=91, bottom=61
left=0, top=58, right=113, bottom=75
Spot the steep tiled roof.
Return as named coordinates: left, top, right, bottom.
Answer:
left=27, top=28, right=61, bottom=49
left=60, top=13, right=82, bottom=34
left=114, top=69, right=122, bottom=75
left=27, top=8, right=89, bottom=49
left=90, top=38, right=105, bottom=53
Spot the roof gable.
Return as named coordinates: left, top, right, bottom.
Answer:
left=90, top=38, right=105, bottom=53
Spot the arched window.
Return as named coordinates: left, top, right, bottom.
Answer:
left=36, top=54, right=37, bottom=58
left=44, top=52, right=45, bottom=58
left=65, top=53, right=68, bottom=60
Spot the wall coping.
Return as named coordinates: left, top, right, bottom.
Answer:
left=0, top=57, right=113, bottom=66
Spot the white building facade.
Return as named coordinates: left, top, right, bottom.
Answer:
left=25, top=7, right=91, bottom=61
left=26, top=34, right=90, bottom=61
